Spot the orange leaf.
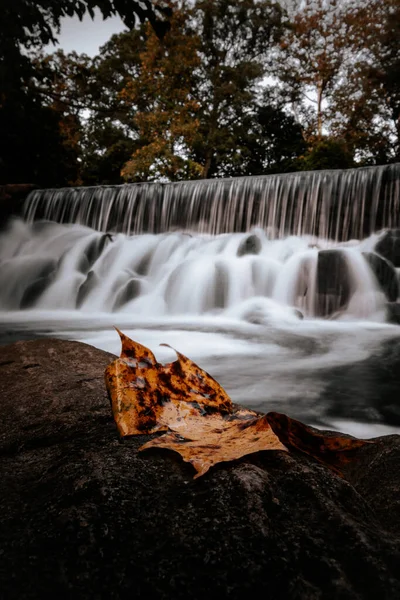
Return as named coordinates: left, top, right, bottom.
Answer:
left=141, top=412, right=287, bottom=479
left=105, top=328, right=233, bottom=437
left=105, top=329, right=287, bottom=477
left=105, top=331, right=371, bottom=480
left=267, top=411, right=372, bottom=475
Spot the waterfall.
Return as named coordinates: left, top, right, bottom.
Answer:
left=3, top=165, right=400, bottom=435
left=0, top=219, right=389, bottom=321
left=23, top=163, right=400, bottom=240
left=0, top=163, right=398, bottom=323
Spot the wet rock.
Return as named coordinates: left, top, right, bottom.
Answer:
left=237, top=234, right=262, bottom=257
left=136, top=249, right=155, bottom=275
left=113, top=278, right=141, bottom=310
left=374, top=229, right=400, bottom=267
left=316, top=250, right=351, bottom=316
left=387, top=302, right=400, bottom=325
left=363, top=251, right=399, bottom=301
left=76, top=270, right=99, bottom=307
left=83, top=233, right=113, bottom=271
left=18, top=259, right=57, bottom=309
left=322, top=336, right=400, bottom=426
left=20, top=276, right=52, bottom=309
left=1, top=338, right=400, bottom=600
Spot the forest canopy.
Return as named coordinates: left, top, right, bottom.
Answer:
left=1, top=0, right=399, bottom=187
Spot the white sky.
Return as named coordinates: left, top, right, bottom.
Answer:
left=45, top=10, right=127, bottom=57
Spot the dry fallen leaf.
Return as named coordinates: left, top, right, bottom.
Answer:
left=105, top=329, right=287, bottom=476
left=267, top=411, right=371, bottom=475
left=141, top=411, right=287, bottom=478
left=105, top=328, right=233, bottom=436
left=105, top=330, right=371, bottom=479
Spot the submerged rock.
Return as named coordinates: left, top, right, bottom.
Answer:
left=76, top=270, right=99, bottom=307
left=321, top=335, right=400, bottom=425
left=1, top=339, right=400, bottom=600
left=19, top=259, right=57, bottom=309
left=20, top=275, right=52, bottom=309
left=237, top=234, right=262, bottom=257
left=113, top=278, right=141, bottom=310
left=84, top=233, right=113, bottom=269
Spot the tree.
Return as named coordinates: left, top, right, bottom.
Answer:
left=49, top=0, right=297, bottom=183
left=1, top=1, right=171, bottom=54
left=190, top=0, right=284, bottom=178
left=79, top=32, right=145, bottom=184
left=36, top=34, right=145, bottom=185
left=0, top=0, right=172, bottom=185
left=296, top=138, right=354, bottom=171
left=120, top=0, right=286, bottom=181
left=330, top=0, right=400, bottom=164
left=120, top=5, right=203, bottom=181
left=276, top=0, right=357, bottom=141
left=244, top=100, right=307, bottom=175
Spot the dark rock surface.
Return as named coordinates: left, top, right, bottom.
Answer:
left=363, top=251, right=399, bottom=301
left=19, top=259, right=57, bottom=309
left=316, top=250, right=351, bottom=316
left=375, top=229, right=400, bottom=267
left=84, top=233, right=113, bottom=269
left=1, top=339, right=400, bottom=600
left=387, top=302, right=400, bottom=325
left=113, top=278, right=141, bottom=310
left=322, top=336, right=400, bottom=426
left=237, top=234, right=262, bottom=257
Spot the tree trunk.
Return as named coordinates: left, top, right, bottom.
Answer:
left=201, top=149, right=213, bottom=179
left=317, top=83, right=323, bottom=139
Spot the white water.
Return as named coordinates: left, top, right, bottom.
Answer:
left=24, top=163, right=400, bottom=238
left=1, top=218, right=400, bottom=436
left=0, top=219, right=388, bottom=317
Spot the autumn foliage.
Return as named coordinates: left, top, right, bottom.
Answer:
left=105, top=329, right=371, bottom=479
left=120, top=12, right=203, bottom=182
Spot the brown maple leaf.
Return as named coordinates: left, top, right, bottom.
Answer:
left=105, top=329, right=287, bottom=477
left=105, top=330, right=372, bottom=479
left=105, top=329, right=233, bottom=436
left=267, top=411, right=372, bottom=475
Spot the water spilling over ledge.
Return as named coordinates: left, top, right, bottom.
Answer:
left=0, top=219, right=394, bottom=322
left=24, top=163, right=400, bottom=240
left=3, top=165, right=400, bottom=433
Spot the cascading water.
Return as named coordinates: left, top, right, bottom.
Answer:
left=2, top=164, right=400, bottom=435
left=24, top=163, right=400, bottom=239
left=0, top=219, right=389, bottom=320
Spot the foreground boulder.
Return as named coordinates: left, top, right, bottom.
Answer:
left=1, top=339, right=400, bottom=600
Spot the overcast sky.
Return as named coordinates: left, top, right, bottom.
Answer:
left=45, top=10, right=127, bottom=57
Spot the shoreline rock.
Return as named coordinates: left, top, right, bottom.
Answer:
left=1, top=339, right=400, bottom=599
